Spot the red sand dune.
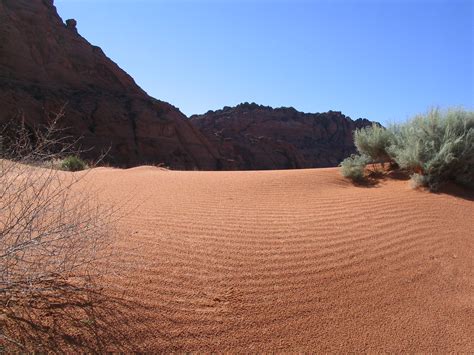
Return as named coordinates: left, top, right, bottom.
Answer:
left=9, top=167, right=473, bottom=352
left=80, top=166, right=473, bottom=352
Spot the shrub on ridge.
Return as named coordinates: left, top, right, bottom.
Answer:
left=354, top=123, right=394, bottom=163
left=339, top=154, right=370, bottom=181
left=387, top=108, right=474, bottom=190
left=340, top=108, right=474, bottom=191
left=60, top=155, right=88, bottom=171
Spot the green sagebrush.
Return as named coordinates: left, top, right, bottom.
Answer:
left=387, top=108, right=474, bottom=190
left=60, top=155, right=88, bottom=172
left=339, top=154, right=370, bottom=181
left=340, top=108, right=474, bottom=191
left=354, top=123, right=394, bottom=162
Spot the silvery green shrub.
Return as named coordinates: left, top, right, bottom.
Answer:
left=354, top=123, right=394, bottom=162
left=387, top=108, right=474, bottom=190
left=341, top=108, right=474, bottom=191
left=340, top=154, right=370, bottom=181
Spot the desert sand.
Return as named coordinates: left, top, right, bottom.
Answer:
left=75, top=166, right=472, bottom=352
left=12, top=166, right=473, bottom=352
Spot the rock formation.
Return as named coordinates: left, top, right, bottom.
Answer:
left=0, top=0, right=375, bottom=170
left=0, top=0, right=221, bottom=168
left=191, top=103, right=374, bottom=169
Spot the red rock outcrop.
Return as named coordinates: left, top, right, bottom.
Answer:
left=0, top=0, right=221, bottom=168
left=0, top=0, right=375, bottom=170
left=191, top=103, right=375, bottom=169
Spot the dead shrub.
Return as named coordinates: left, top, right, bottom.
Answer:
left=0, top=109, right=114, bottom=349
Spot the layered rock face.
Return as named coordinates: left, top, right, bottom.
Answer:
left=0, top=0, right=374, bottom=170
left=0, top=0, right=220, bottom=168
left=191, top=103, right=374, bottom=169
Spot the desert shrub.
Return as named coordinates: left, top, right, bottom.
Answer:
left=387, top=108, right=474, bottom=190
left=342, top=108, right=474, bottom=191
left=410, top=173, right=428, bottom=189
left=354, top=123, right=394, bottom=162
left=0, top=112, right=113, bottom=349
left=340, top=154, right=370, bottom=181
left=60, top=155, right=87, bottom=171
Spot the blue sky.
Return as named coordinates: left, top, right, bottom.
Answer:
left=55, top=0, right=473, bottom=125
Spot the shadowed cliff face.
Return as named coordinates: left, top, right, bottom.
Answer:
left=191, top=103, right=374, bottom=169
left=0, top=0, right=374, bottom=170
left=0, top=0, right=221, bottom=169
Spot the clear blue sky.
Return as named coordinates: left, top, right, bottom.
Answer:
left=55, top=0, right=473, bottom=125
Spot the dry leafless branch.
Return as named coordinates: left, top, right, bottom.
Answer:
left=0, top=109, right=115, bottom=348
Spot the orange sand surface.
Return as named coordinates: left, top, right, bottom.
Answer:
left=15, top=167, right=474, bottom=352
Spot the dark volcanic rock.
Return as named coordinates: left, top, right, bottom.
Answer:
left=191, top=103, right=375, bottom=170
left=0, top=0, right=220, bottom=168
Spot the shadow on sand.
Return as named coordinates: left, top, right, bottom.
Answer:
left=350, top=168, right=473, bottom=201
left=435, top=183, right=474, bottom=201
left=2, top=284, right=145, bottom=352
left=349, top=169, right=409, bottom=188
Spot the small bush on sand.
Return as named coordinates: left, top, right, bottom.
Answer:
left=410, top=173, right=428, bottom=189
left=60, top=155, right=87, bottom=171
left=341, top=108, right=474, bottom=191
left=340, top=154, right=370, bottom=181
left=354, top=123, right=394, bottom=163
left=387, top=108, right=474, bottom=190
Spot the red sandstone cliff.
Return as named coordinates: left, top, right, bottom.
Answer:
left=0, top=0, right=221, bottom=168
left=191, top=103, right=374, bottom=169
left=0, top=1, right=375, bottom=170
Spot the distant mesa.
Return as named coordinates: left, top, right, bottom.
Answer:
left=191, top=103, right=374, bottom=170
left=0, top=0, right=376, bottom=170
